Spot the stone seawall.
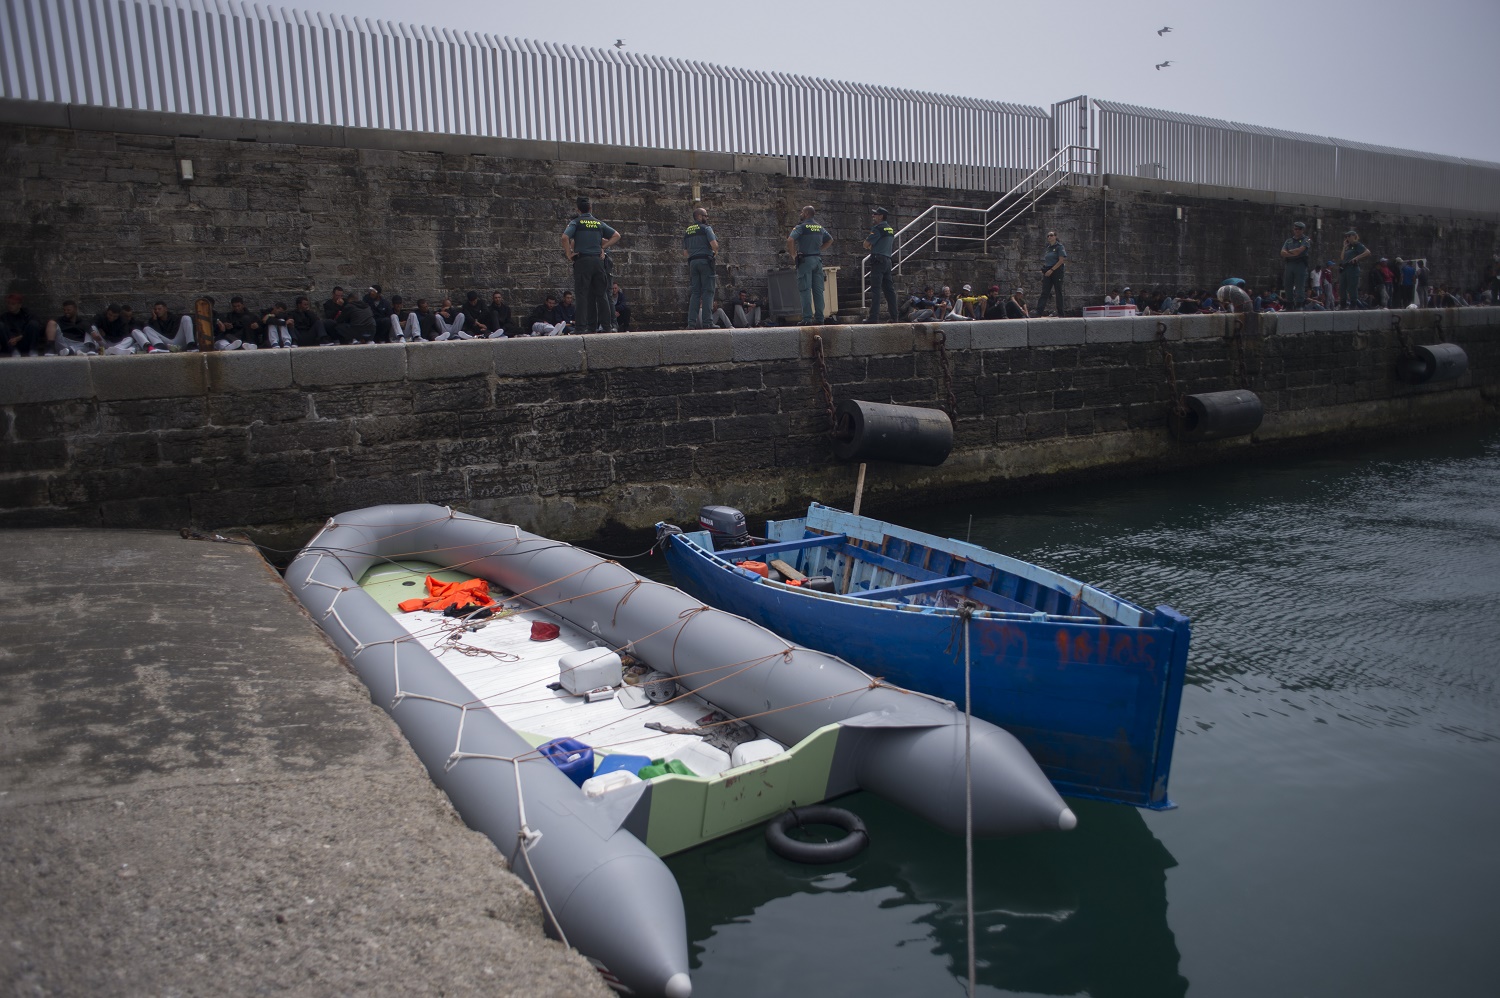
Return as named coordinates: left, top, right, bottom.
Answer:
left=2, top=101, right=1497, bottom=330
left=2, top=310, right=1496, bottom=544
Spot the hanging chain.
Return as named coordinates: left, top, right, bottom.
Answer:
left=812, top=334, right=837, bottom=435
left=934, top=329, right=958, bottom=421
left=1156, top=322, right=1187, bottom=418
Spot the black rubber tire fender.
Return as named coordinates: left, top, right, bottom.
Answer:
left=764, top=805, right=869, bottom=864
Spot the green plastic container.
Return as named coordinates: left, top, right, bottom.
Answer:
left=638, top=758, right=697, bottom=780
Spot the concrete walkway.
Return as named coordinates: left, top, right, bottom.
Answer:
left=0, top=529, right=609, bottom=997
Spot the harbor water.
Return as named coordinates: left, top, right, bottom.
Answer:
left=649, top=422, right=1500, bottom=996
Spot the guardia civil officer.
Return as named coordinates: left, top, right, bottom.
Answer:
left=1280, top=220, right=1312, bottom=309
left=862, top=206, right=898, bottom=323
left=683, top=206, right=720, bottom=328
left=561, top=197, right=620, bottom=333
left=786, top=205, right=834, bottom=323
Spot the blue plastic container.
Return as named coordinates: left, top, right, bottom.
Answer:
left=538, top=737, right=595, bottom=787
left=592, top=753, right=652, bottom=779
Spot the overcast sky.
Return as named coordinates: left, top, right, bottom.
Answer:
left=304, top=0, right=1500, bottom=165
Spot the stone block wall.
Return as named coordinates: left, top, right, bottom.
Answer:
left=2, top=310, right=1496, bottom=545
left=2, top=103, right=1497, bottom=331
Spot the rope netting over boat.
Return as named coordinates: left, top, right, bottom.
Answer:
left=288, top=508, right=959, bottom=942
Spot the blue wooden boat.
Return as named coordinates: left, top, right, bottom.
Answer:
left=657, top=503, right=1191, bottom=810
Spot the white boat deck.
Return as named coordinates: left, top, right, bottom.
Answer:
left=367, top=566, right=764, bottom=773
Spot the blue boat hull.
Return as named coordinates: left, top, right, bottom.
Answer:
left=660, top=513, right=1189, bottom=809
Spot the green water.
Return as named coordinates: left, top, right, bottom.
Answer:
left=658, top=423, right=1500, bottom=997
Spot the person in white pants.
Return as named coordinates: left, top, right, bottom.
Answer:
left=387, top=296, right=420, bottom=341
left=259, top=303, right=297, bottom=348
left=132, top=302, right=195, bottom=350
left=433, top=297, right=468, bottom=339
left=90, top=304, right=137, bottom=354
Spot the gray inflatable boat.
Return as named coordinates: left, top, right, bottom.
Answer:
left=285, top=505, right=1072, bottom=997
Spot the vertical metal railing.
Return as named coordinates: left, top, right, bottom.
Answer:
left=0, top=0, right=1053, bottom=189
left=1094, top=98, right=1499, bottom=212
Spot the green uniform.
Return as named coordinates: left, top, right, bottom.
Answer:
left=789, top=219, right=832, bottom=322
left=1282, top=234, right=1312, bottom=308
left=865, top=219, right=897, bottom=322
left=683, top=221, right=718, bottom=329
left=564, top=213, right=618, bottom=332
left=1340, top=241, right=1366, bottom=309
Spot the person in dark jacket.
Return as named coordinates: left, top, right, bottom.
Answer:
left=288, top=296, right=324, bottom=346
left=335, top=294, right=375, bottom=344
left=2, top=294, right=46, bottom=356
left=981, top=285, right=1007, bottom=320
left=1005, top=288, right=1030, bottom=319
left=453, top=291, right=490, bottom=336
left=409, top=299, right=442, bottom=341
left=613, top=284, right=632, bottom=332
left=482, top=291, right=512, bottom=338
left=322, top=287, right=348, bottom=331
left=90, top=303, right=135, bottom=354
left=218, top=296, right=262, bottom=349
left=527, top=294, right=565, bottom=335
left=364, top=285, right=394, bottom=342
left=46, top=300, right=92, bottom=354
left=135, top=301, right=194, bottom=350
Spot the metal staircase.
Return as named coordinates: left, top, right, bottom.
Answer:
left=860, top=143, right=1100, bottom=309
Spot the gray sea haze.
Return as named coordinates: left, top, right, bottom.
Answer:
left=647, top=421, right=1500, bottom=997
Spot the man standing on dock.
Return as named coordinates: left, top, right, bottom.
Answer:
left=562, top=197, right=620, bottom=333
left=682, top=206, right=719, bottom=329
left=1037, top=230, right=1067, bottom=317
left=786, top=205, right=833, bottom=324
left=1339, top=229, right=1371, bottom=310
left=1280, top=220, right=1312, bottom=309
left=862, top=206, right=898, bottom=323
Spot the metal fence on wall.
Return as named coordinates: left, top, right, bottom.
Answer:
left=0, top=0, right=1051, bottom=189
left=4, top=0, right=1498, bottom=211
left=1096, top=99, right=1500, bottom=214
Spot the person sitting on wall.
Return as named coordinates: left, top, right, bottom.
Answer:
left=612, top=284, right=631, bottom=332
left=364, top=285, right=395, bottom=342
left=981, top=285, right=1007, bottom=319
left=732, top=289, right=761, bottom=328
left=709, top=299, right=733, bottom=329
left=1175, top=290, right=1199, bottom=314
left=90, top=302, right=137, bottom=354
left=220, top=296, right=264, bottom=349
left=557, top=291, right=579, bottom=334
left=1121, top=286, right=1138, bottom=309
left=956, top=284, right=986, bottom=318
left=133, top=301, right=194, bottom=351
left=432, top=297, right=470, bottom=339
left=47, top=300, right=94, bottom=355
left=482, top=291, right=512, bottom=338
left=322, top=286, right=348, bottom=334
left=1104, top=287, right=1122, bottom=306
left=386, top=295, right=418, bottom=342
left=2, top=293, right=45, bottom=357
left=528, top=294, right=566, bottom=335
left=334, top=292, right=375, bottom=345
left=455, top=291, right=490, bottom=337
left=288, top=296, right=325, bottom=345
left=1216, top=280, right=1255, bottom=314
left=406, top=299, right=440, bottom=341
left=906, top=286, right=939, bottom=322
left=260, top=302, right=298, bottom=348
left=1005, top=287, right=1030, bottom=319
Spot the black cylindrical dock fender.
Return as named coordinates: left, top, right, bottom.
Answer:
left=832, top=399, right=953, bottom=466
left=1396, top=343, right=1469, bottom=385
left=1170, top=389, right=1264, bottom=442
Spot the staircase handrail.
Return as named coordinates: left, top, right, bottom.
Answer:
left=859, top=144, right=1099, bottom=310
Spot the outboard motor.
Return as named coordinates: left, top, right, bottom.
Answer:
left=698, top=505, right=751, bottom=548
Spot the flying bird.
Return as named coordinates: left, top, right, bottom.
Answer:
left=1157, top=26, right=1171, bottom=35
left=1155, top=61, right=1172, bottom=70
left=614, top=39, right=625, bottom=48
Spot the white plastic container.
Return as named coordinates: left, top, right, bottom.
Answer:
left=730, top=738, right=785, bottom=769
left=581, top=769, right=642, bottom=798
left=558, top=648, right=623, bottom=695
left=665, top=740, right=732, bottom=779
